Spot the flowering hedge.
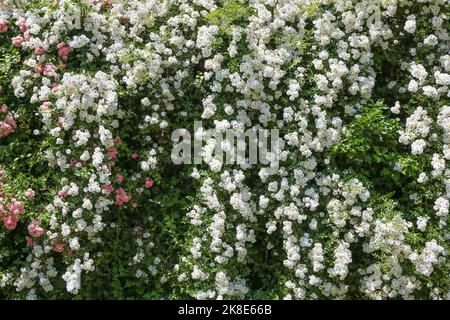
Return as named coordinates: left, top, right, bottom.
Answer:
left=0, top=0, right=449, bottom=300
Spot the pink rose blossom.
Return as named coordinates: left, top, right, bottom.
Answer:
left=52, top=84, right=61, bottom=93
left=7, top=200, right=24, bottom=215
left=102, top=184, right=114, bottom=195
left=52, top=242, right=65, bottom=252
left=0, top=20, right=8, bottom=33
left=0, top=104, right=8, bottom=114
left=107, top=147, right=118, bottom=159
left=28, top=220, right=44, bottom=238
left=23, top=31, right=30, bottom=41
left=3, top=214, right=18, bottom=230
left=24, top=188, right=35, bottom=199
left=0, top=122, right=13, bottom=137
left=58, top=190, right=67, bottom=198
left=115, top=188, right=131, bottom=206
left=40, top=101, right=52, bottom=110
left=12, top=36, right=23, bottom=47
left=5, top=115, right=16, bottom=129
left=115, top=173, right=124, bottom=183
left=57, top=42, right=71, bottom=57
left=25, top=236, right=34, bottom=246
left=34, top=47, right=46, bottom=55
left=43, top=63, right=57, bottom=76
left=131, top=153, right=139, bottom=159
left=19, top=20, right=28, bottom=32
left=35, top=64, right=43, bottom=74
left=145, top=178, right=154, bottom=189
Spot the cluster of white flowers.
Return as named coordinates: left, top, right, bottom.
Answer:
left=409, top=240, right=445, bottom=277
left=62, top=255, right=95, bottom=294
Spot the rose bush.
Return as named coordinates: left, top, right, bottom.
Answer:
left=0, top=0, right=449, bottom=299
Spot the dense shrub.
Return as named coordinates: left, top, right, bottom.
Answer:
left=0, top=0, right=449, bottom=299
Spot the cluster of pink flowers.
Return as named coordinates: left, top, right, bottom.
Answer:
left=52, top=242, right=65, bottom=253
left=0, top=171, right=37, bottom=232
left=107, top=147, right=118, bottom=159
left=24, top=188, right=36, bottom=199
left=0, top=181, right=44, bottom=246
left=0, top=19, right=8, bottom=32
left=12, top=28, right=71, bottom=78
left=1, top=197, right=25, bottom=230
left=102, top=183, right=114, bottom=195
left=11, top=19, right=30, bottom=47
left=57, top=42, right=71, bottom=59
left=0, top=104, right=17, bottom=138
left=34, top=46, right=46, bottom=55
left=27, top=220, right=44, bottom=238
left=39, top=101, right=52, bottom=111
left=115, top=173, right=125, bottom=183
left=37, top=63, right=57, bottom=77
left=115, top=187, right=131, bottom=206
left=145, top=178, right=154, bottom=189
left=101, top=140, right=155, bottom=207
left=11, top=35, right=24, bottom=46
left=99, top=174, right=154, bottom=207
